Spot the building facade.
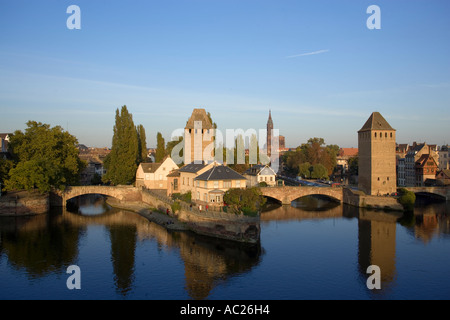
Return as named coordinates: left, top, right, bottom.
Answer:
left=438, top=145, right=449, bottom=170
left=243, top=164, right=277, bottom=187
left=358, top=112, right=397, bottom=196
left=135, top=157, right=179, bottom=189
left=193, top=164, right=247, bottom=206
left=415, top=154, right=438, bottom=186
left=405, top=143, right=438, bottom=187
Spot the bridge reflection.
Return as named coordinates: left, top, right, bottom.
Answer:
left=0, top=206, right=261, bottom=299
left=1, top=199, right=449, bottom=299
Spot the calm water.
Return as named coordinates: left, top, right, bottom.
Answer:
left=1, top=195, right=450, bottom=300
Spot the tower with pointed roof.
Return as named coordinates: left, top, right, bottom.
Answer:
left=184, top=108, right=215, bottom=164
left=358, top=112, right=396, bottom=196
left=267, top=110, right=273, bottom=158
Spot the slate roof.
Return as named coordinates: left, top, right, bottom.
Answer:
left=179, top=162, right=208, bottom=173
left=243, top=164, right=276, bottom=176
left=359, top=112, right=395, bottom=132
left=195, top=165, right=245, bottom=181
left=185, top=108, right=213, bottom=130
left=140, top=163, right=162, bottom=173
left=166, top=170, right=180, bottom=177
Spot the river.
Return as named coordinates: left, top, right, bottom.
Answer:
left=0, top=194, right=449, bottom=300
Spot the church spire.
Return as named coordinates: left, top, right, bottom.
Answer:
left=267, top=109, right=273, bottom=127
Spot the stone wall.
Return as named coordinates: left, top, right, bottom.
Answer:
left=141, top=188, right=260, bottom=243
left=0, top=192, right=49, bottom=216
left=343, top=187, right=403, bottom=211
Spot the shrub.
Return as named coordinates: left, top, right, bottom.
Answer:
left=171, top=201, right=181, bottom=213
left=398, top=188, right=416, bottom=211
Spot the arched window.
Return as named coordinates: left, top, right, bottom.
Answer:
left=374, top=132, right=377, bottom=138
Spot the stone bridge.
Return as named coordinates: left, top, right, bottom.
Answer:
left=404, top=187, right=449, bottom=200
left=51, top=185, right=142, bottom=207
left=260, top=186, right=343, bottom=205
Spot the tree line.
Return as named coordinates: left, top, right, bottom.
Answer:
left=282, top=137, right=339, bottom=180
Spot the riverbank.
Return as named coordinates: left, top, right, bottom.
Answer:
left=105, top=198, right=189, bottom=231
left=0, top=191, right=49, bottom=216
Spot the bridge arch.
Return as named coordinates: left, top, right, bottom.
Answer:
left=404, top=187, right=449, bottom=201
left=58, top=186, right=142, bottom=206
left=260, top=186, right=343, bottom=206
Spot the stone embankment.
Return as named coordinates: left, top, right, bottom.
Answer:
left=108, top=189, right=261, bottom=244
left=0, top=191, right=49, bottom=216
left=106, top=199, right=188, bottom=231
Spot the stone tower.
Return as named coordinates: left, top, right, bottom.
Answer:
left=184, top=108, right=214, bottom=164
left=358, top=112, right=396, bottom=196
left=267, top=110, right=273, bottom=157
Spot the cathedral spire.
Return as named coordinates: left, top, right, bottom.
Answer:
left=267, top=109, right=273, bottom=127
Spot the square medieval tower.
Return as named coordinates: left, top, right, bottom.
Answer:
left=358, top=112, right=397, bottom=196
left=184, top=108, right=215, bottom=164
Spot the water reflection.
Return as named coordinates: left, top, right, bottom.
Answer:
left=1, top=194, right=449, bottom=299
left=0, top=195, right=262, bottom=299
left=264, top=196, right=450, bottom=297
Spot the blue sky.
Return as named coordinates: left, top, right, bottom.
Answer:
left=1, top=0, right=449, bottom=148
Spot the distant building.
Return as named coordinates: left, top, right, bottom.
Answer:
left=358, top=112, right=397, bottom=196
left=415, top=153, right=438, bottom=186
left=336, top=148, right=358, bottom=173
left=405, top=143, right=438, bottom=187
left=397, top=158, right=406, bottom=187
left=184, top=108, right=215, bottom=165
left=438, top=145, right=449, bottom=170
left=0, top=133, right=12, bottom=159
left=135, top=157, right=179, bottom=189
left=243, top=164, right=277, bottom=187
left=436, top=169, right=450, bottom=186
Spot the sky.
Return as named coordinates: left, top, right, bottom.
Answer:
left=0, top=0, right=449, bottom=149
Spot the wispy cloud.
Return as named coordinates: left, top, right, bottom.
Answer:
left=286, top=49, right=329, bottom=59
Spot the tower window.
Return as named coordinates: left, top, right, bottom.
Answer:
left=374, top=132, right=377, bottom=138
left=390, top=133, right=393, bottom=138
left=385, top=132, right=387, bottom=138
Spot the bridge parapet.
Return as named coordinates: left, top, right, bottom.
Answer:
left=260, top=186, right=343, bottom=205
left=404, top=187, right=449, bottom=200
left=51, top=185, right=142, bottom=207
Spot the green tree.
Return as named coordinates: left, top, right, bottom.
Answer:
left=137, top=124, right=148, bottom=163
left=398, top=188, right=416, bottom=212
left=311, top=164, right=328, bottom=179
left=284, top=137, right=338, bottom=177
left=103, top=106, right=139, bottom=185
left=155, top=132, right=165, bottom=163
left=223, top=187, right=266, bottom=216
left=166, top=136, right=183, bottom=158
left=0, top=158, right=13, bottom=191
left=298, top=162, right=312, bottom=179
left=348, top=156, right=358, bottom=175
left=5, top=121, right=85, bottom=192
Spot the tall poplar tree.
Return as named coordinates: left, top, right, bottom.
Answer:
left=104, top=106, right=139, bottom=185
left=137, top=124, right=148, bottom=163
left=155, top=132, right=165, bottom=163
